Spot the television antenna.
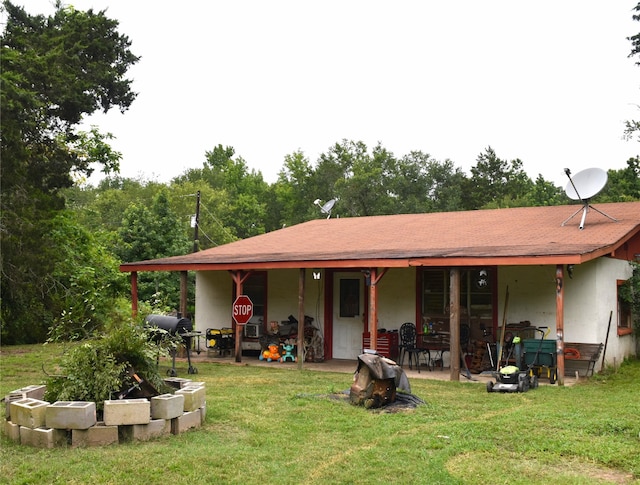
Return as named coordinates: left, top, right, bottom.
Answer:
left=314, top=198, right=336, bottom=219
left=561, top=168, right=617, bottom=230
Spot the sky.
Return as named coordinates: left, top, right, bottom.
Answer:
left=16, top=1, right=640, bottom=190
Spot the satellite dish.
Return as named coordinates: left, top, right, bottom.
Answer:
left=314, top=198, right=336, bottom=218
left=564, top=167, right=608, bottom=200
left=561, top=167, right=617, bottom=230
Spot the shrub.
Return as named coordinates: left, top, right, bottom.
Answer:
left=44, top=320, right=177, bottom=411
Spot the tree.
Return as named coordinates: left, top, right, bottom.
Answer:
left=0, top=1, right=138, bottom=342
left=465, top=147, right=534, bottom=209
left=115, top=190, right=191, bottom=310
left=626, top=2, right=640, bottom=141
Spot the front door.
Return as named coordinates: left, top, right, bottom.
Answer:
left=332, top=272, right=365, bottom=359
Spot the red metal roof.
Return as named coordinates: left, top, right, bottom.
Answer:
left=120, top=201, right=640, bottom=272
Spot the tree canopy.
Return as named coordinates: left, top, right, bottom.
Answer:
left=1, top=1, right=638, bottom=344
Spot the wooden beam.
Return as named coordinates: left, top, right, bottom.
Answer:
left=229, top=270, right=253, bottom=363
left=298, top=268, right=305, bottom=369
left=366, top=268, right=388, bottom=351
left=131, top=271, right=138, bottom=318
left=180, top=271, right=188, bottom=318
left=556, top=265, right=565, bottom=386
left=449, top=268, right=461, bottom=381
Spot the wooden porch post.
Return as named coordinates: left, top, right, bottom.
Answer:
left=297, top=268, right=305, bottom=369
left=556, top=265, right=565, bottom=386
left=131, top=271, right=138, bottom=319
left=229, top=270, right=252, bottom=363
left=367, top=268, right=388, bottom=352
left=180, top=271, right=188, bottom=318
left=449, top=268, right=461, bottom=381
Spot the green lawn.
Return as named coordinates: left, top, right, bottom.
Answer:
left=1, top=344, right=639, bottom=484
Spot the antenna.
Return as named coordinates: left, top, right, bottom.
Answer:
left=314, top=198, right=336, bottom=219
left=561, top=168, right=617, bottom=229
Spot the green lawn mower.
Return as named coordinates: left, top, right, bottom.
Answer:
left=486, top=335, right=540, bottom=393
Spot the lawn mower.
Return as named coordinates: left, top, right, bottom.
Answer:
left=486, top=334, right=541, bottom=393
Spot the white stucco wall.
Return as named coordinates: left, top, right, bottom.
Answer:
left=194, top=258, right=635, bottom=366
left=194, top=269, right=326, bottom=333
left=499, top=258, right=635, bottom=368
left=376, top=268, right=417, bottom=331
left=194, top=271, right=232, bottom=332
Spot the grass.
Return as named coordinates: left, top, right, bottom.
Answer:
left=1, top=343, right=639, bottom=484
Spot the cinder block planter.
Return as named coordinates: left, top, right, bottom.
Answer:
left=171, top=410, right=201, bottom=434
left=46, top=401, right=96, bottom=430
left=72, top=423, right=118, bottom=447
left=4, top=420, right=20, bottom=442
left=164, top=377, right=193, bottom=389
left=19, top=426, right=68, bottom=448
left=150, top=394, right=184, bottom=420
left=176, top=386, right=205, bottom=412
left=103, top=399, right=150, bottom=426
left=120, top=419, right=171, bottom=442
left=3, top=382, right=206, bottom=447
left=10, top=398, right=49, bottom=429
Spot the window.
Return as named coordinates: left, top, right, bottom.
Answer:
left=617, top=279, right=633, bottom=335
left=339, top=278, right=360, bottom=317
left=236, top=272, right=267, bottom=325
left=421, top=268, right=495, bottom=325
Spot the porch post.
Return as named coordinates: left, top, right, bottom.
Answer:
left=131, top=271, right=138, bottom=319
left=367, top=268, right=388, bottom=353
left=449, top=268, right=461, bottom=381
left=369, top=269, right=378, bottom=350
left=229, top=270, right=252, bottom=363
left=297, top=268, right=305, bottom=369
left=180, top=271, right=188, bottom=318
left=555, top=265, right=565, bottom=386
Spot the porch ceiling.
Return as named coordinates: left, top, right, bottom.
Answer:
left=120, top=201, right=640, bottom=272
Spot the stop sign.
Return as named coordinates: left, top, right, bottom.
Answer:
left=232, top=295, right=253, bottom=325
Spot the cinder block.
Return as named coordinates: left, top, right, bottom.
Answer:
left=164, top=377, right=192, bottom=389
left=120, top=419, right=171, bottom=442
left=72, top=423, right=118, bottom=447
left=5, top=386, right=47, bottom=420
left=176, top=386, right=205, bottom=412
left=171, top=410, right=201, bottom=434
left=10, top=398, right=49, bottom=429
left=19, top=426, right=67, bottom=448
left=103, top=399, right=150, bottom=426
left=200, top=401, right=207, bottom=425
left=4, top=392, right=24, bottom=421
left=150, top=393, right=184, bottom=420
left=18, top=385, right=47, bottom=401
left=4, top=420, right=20, bottom=442
left=46, top=401, right=96, bottom=430
left=183, top=382, right=205, bottom=389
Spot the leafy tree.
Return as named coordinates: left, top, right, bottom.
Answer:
left=268, top=151, right=316, bottom=229
left=116, top=190, right=191, bottom=310
left=175, top=145, right=269, bottom=239
left=464, top=147, right=534, bottom=209
left=600, top=158, right=640, bottom=202
left=625, top=2, right=640, bottom=141
left=1, top=1, right=138, bottom=342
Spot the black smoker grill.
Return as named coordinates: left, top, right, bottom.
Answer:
left=145, top=314, right=201, bottom=376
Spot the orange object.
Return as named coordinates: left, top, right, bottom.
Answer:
left=565, top=347, right=581, bottom=360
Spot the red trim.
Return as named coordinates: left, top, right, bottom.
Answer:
left=617, top=327, right=633, bottom=336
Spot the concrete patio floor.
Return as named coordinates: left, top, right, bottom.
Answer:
left=177, top=350, right=578, bottom=386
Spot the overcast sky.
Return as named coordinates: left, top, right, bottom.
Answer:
left=18, top=1, right=640, bottom=190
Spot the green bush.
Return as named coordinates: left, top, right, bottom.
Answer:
left=44, top=320, right=176, bottom=411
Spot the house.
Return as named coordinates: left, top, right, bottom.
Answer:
left=120, top=201, right=640, bottom=384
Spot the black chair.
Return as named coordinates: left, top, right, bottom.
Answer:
left=399, top=322, right=430, bottom=373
